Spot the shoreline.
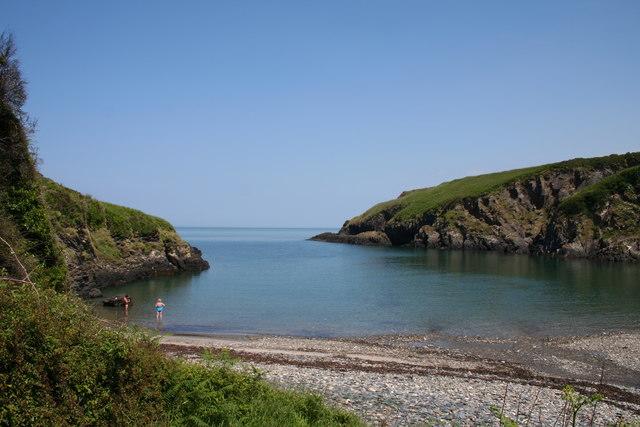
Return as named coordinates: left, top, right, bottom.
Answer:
left=160, top=330, right=640, bottom=425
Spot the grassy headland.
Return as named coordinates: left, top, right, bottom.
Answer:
left=40, top=177, right=183, bottom=262
left=319, top=151, right=640, bottom=260
left=41, top=177, right=175, bottom=240
left=350, top=153, right=640, bottom=225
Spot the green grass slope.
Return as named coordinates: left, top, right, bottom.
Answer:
left=560, top=165, right=640, bottom=215
left=39, top=178, right=182, bottom=261
left=40, top=177, right=190, bottom=264
left=41, top=177, right=174, bottom=240
left=350, top=152, right=640, bottom=225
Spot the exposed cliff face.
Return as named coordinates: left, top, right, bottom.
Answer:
left=312, top=153, right=640, bottom=261
left=57, top=225, right=208, bottom=297
left=41, top=178, right=209, bottom=296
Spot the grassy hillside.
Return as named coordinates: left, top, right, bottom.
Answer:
left=560, top=165, right=640, bottom=215
left=350, top=152, right=640, bottom=225
left=41, top=178, right=184, bottom=262
left=41, top=178, right=174, bottom=240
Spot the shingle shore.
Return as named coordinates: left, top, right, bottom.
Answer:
left=162, top=332, right=640, bottom=425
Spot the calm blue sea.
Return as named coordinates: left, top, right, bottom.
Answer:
left=94, top=227, right=640, bottom=338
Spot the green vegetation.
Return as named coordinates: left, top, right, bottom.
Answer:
left=0, top=282, right=360, bottom=426
left=0, top=34, right=67, bottom=291
left=41, top=177, right=184, bottom=265
left=91, top=227, right=122, bottom=260
left=489, top=405, right=519, bottom=427
left=166, top=351, right=360, bottom=426
left=350, top=152, right=640, bottom=225
left=560, top=165, right=640, bottom=216
left=41, top=178, right=174, bottom=240
left=561, top=385, right=603, bottom=427
left=351, top=165, right=546, bottom=224
left=490, top=385, right=603, bottom=427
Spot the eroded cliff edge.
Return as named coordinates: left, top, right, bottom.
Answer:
left=41, top=178, right=209, bottom=297
left=312, top=153, right=640, bottom=261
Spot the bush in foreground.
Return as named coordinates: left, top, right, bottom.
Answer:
left=0, top=282, right=361, bottom=426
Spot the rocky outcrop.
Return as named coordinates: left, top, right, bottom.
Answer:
left=58, top=229, right=209, bottom=297
left=57, top=226, right=209, bottom=297
left=313, top=155, right=640, bottom=261
left=33, top=178, right=210, bottom=297
left=310, top=231, right=392, bottom=246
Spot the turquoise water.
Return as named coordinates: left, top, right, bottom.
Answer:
left=95, top=227, right=640, bottom=338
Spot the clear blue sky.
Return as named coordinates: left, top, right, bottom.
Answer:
left=4, top=1, right=640, bottom=227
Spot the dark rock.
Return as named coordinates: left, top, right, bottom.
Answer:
left=87, top=287, right=103, bottom=298
left=58, top=228, right=211, bottom=297
left=310, top=231, right=392, bottom=246
left=103, top=296, right=125, bottom=307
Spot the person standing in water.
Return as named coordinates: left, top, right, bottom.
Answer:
left=123, top=295, right=131, bottom=316
left=154, top=298, right=166, bottom=320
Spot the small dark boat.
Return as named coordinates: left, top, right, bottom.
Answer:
left=102, top=296, right=132, bottom=307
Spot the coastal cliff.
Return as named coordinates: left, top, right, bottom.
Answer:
left=0, top=77, right=207, bottom=299
left=40, top=178, right=209, bottom=297
left=312, top=153, right=640, bottom=261
left=0, top=101, right=208, bottom=296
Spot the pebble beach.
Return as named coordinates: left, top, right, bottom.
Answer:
left=161, top=332, right=640, bottom=425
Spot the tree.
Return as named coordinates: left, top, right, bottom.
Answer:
left=0, top=32, right=27, bottom=121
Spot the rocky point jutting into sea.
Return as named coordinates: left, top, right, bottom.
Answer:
left=313, top=152, right=640, bottom=262
left=39, top=178, right=210, bottom=297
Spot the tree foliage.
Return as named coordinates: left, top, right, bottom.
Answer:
left=0, top=33, right=27, bottom=122
left=0, top=33, right=67, bottom=290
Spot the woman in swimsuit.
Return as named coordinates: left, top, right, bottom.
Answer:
left=155, top=298, right=166, bottom=320
left=123, top=295, right=131, bottom=316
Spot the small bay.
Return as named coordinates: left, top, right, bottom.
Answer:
left=95, top=227, right=640, bottom=338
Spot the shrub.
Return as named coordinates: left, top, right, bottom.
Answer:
left=560, top=165, right=640, bottom=216
left=0, top=283, right=168, bottom=425
left=164, top=353, right=360, bottom=426
left=0, top=107, right=67, bottom=291
left=0, top=282, right=361, bottom=426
